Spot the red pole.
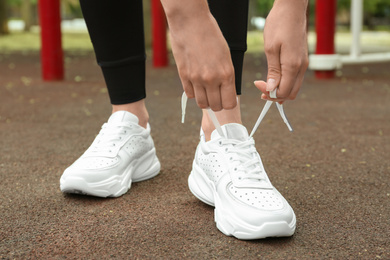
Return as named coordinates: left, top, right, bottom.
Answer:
left=38, top=0, right=64, bottom=81
left=151, top=0, right=168, bottom=67
left=315, top=0, right=336, bottom=79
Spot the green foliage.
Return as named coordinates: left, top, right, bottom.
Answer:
left=255, top=0, right=390, bottom=17
left=7, top=0, right=83, bottom=19
left=337, top=0, right=390, bottom=27
left=255, top=0, right=274, bottom=17
left=255, top=0, right=390, bottom=28
left=7, top=0, right=37, bottom=6
left=338, top=0, right=390, bottom=15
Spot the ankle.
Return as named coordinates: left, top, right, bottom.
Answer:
left=201, top=97, right=242, bottom=141
left=112, top=99, right=149, bottom=128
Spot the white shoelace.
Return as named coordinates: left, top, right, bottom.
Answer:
left=181, top=91, right=293, bottom=184
left=89, top=123, right=130, bottom=153
left=221, top=138, right=266, bottom=182
left=181, top=90, right=293, bottom=138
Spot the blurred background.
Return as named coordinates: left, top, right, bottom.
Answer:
left=0, top=0, right=389, bottom=54
left=1, top=2, right=389, bottom=259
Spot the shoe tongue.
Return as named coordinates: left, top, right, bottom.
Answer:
left=108, top=111, right=139, bottom=124
left=211, top=123, right=249, bottom=141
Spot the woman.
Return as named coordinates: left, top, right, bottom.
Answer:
left=60, top=0, right=309, bottom=240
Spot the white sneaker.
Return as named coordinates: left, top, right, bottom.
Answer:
left=182, top=91, right=295, bottom=240
left=60, top=111, right=160, bottom=197
left=189, top=124, right=296, bottom=239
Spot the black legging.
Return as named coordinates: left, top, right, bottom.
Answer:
left=79, top=0, right=249, bottom=105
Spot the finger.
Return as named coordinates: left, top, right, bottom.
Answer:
left=220, top=80, right=237, bottom=110
left=255, top=80, right=283, bottom=101
left=288, top=52, right=308, bottom=100
left=264, top=43, right=282, bottom=92
left=255, top=80, right=272, bottom=100
left=254, top=80, right=268, bottom=94
left=259, top=66, right=302, bottom=102
left=182, top=79, right=195, bottom=99
left=276, top=63, right=299, bottom=100
left=261, top=93, right=268, bottom=100
left=281, top=50, right=309, bottom=101
left=257, top=84, right=287, bottom=103
left=288, top=68, right=306, bottom=101
left=192, top=84, right=209, bottom=109
left=206, top=85, right=223, bottom=112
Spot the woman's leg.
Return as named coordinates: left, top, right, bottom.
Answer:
left=61, top=0, right=160, bottom=197
left=202, top=0, right=249, bottom=139
left=208, top=0, right=249, bottom=96
left=79, top=0, right=149, bottom=127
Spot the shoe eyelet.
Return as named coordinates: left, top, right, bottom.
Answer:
left=218, top=141, right=222, bottom=146
left=225, top=148, right=228, bottom=152
left=229, top=157, right=233, bottom=161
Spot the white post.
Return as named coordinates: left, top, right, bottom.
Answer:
left=350, top=0, right=363, bottom=58
left=309, top=0, right=390, bottom=70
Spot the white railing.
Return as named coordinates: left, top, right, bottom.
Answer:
left=309, top=0, right=390, bottom=71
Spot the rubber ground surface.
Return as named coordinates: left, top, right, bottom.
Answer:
left=0, top=52, right=389, bottom=259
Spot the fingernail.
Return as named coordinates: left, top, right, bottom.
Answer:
left=266, top=79, right=276, bottom=91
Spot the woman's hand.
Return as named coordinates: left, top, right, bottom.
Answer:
left=254, top=0, right=309, bottom=103
left=162, top=0, right=237, bottom=111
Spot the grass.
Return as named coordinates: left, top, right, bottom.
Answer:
left=0, top=31, right=93, bottom=52
left=0, top=30, right=389, bottom=54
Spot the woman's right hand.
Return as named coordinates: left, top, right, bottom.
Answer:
left=161, top=0, right=237, bottom=112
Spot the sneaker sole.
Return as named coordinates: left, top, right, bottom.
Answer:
left=60, top=149, right=160, bottom=197
left=188, top=163, right=296, bottom=240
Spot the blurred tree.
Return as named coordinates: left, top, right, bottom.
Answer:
left=21, top=0, right=33, bottom=31
left=61, top=0, right=83, bottom=19
left=0, top=0, right=9, bottom=34
left=143, top=0, right=152, bottom=48
left=256, top=0, right=390, bottom=29
left=255, top=0, right=273, bottom=18
left=336, top=0, right=390, bottom=29
left=7, top=0, right=37, bottom=31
